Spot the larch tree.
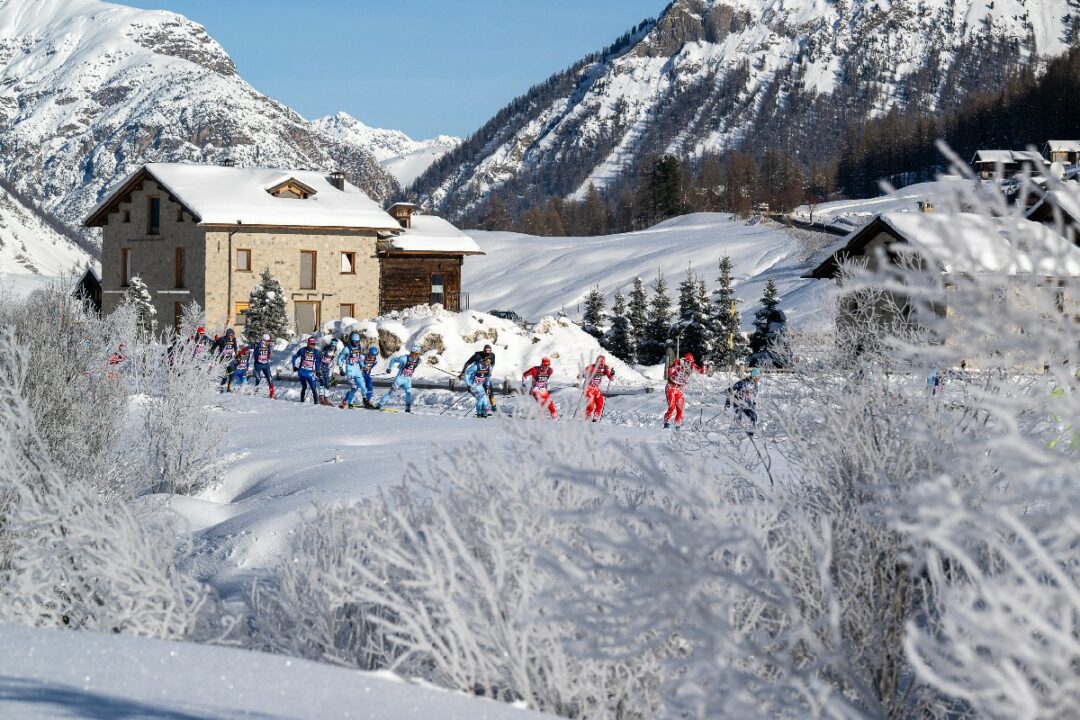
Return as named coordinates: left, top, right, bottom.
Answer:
left=641, top=271, right=674, bottom=365
left=603, top=288, right=635, bottom=363
left=243, top=269, right=291, bottom=344
left=710, top=255, right=747, bottom=368
left=123, top=277, right=157, bottom=340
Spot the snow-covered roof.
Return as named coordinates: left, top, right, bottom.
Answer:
left=85, top=163, right=402, bottom=231
left=972, top=150, right=1048, bottom=165
left=1046, top=140, right=1080, bottom=153
left=1026, top=184, right=1080, bottom=224
left=386, top=215, right=483, bottom=255
left=808, top=211, right=1080, bottom=277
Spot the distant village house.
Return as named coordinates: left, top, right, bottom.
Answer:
left=970, top=150, right=1049, bottom=180
left=1043, top=140, right=1080, bottom=167
left=84, top=164, right=482, bottom=334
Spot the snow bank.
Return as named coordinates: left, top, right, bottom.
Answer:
left=0, top=623, right=552, bottom=719
left=280, top=306, right=649, bottom=387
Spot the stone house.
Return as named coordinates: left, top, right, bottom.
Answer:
left=1043, top=140, right=1080, bottom=166
left=971, top=150, right=1049, bottom=180
left=805, top=210, right=1080, bottom=348
left=84, top=163, right=481, bottom=334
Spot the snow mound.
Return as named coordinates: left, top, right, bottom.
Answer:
left=0, top=623, right=552, bottom=719
left=284, top=306, right=649, bottom=387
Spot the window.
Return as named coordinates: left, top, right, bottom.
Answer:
left=340, top=251, right=356, bottom=274
left=236, top=249, right=252, bottom=272
left=235, top=302, right=251, bottom=324
left=148, top=197, right=161, bottom=235
left=122, top=210, right=131, bottom=224
left=300, top=251, right=316, bottom=290
left=294, top=301, right=321, bottom=334
left=430, top=273, right=445, bottom=305
left=174, top=247, right=186, bottom=289
left=176, top=208, right=185, bottom=223
left=339, top=303, right=355, bottom=319
left=120, top=248, right=132, bottom=287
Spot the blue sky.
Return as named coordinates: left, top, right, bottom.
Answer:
left=123, top=0, right=664, bottom=140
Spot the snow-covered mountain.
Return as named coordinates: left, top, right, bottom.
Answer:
left=0, top=179, right=93, bottom=276
left=0, top=0, right=400, bottom=241
left=413, top=0, right=1077, bottom=217
left=313, top=112, right=461, bottom=187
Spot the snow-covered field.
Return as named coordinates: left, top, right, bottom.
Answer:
left=0, top=623, right=553, bottom=719
left=463, top=213, right=832, bottom=326
left=789, top=177, right=981, bottom=232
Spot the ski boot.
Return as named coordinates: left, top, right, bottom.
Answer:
left=339, top=400, right=348, bottom=409
left=663, top=422, right=670, bottom=429
left=404, top=403, right=412, bottom=414
left=269, top=385, right=276, bottom=400
left=362, top=398, right=374, bottom=409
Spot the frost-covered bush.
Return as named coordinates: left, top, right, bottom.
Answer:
left=0, top=329, right=214, bottom=639
left=251, top=421, right=663, bottom=719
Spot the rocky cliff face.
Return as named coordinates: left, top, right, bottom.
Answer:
left=412, top=0, right=1075, bottom=218
left=0, top=0, right=400, bottom=242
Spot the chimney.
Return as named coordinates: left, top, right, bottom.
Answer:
left=328, top=171, right=346, bottom=191
left=918, top=200, right=934, bottom=213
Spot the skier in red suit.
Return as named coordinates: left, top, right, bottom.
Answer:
left=664, top=352, right=703, bottom=429
left=521, top=357, right=558, bottom=419
left=580, top=355, right=615, bottom=422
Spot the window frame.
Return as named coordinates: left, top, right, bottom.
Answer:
left=120, top=248, right=132, bottom=288
left=340, top=251, right=357, bottom=275
left=236, top=248, right=252, bottom=273
left=430, top=272, right=446, bottom=305
left=299, top=250, right=317, bottom=291
left=147, top=197, right=161, bottom=236
left=174, top=247, right=186, bottom=289
left=339, top=303, right=355, bottom=319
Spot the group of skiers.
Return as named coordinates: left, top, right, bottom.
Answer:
left=187, top=327, right=761, bottom=430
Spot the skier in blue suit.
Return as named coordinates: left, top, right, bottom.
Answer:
left=464, top=355, right=494, bottom=418
left=375, top=344, right=421, bottom=413
left=337, top=333, right=379, bottom=409
left=291, top=337, right=321, bottom=405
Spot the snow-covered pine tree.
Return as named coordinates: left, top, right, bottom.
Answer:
left=243, top=269, right=291, bottom=343
left=627, top=276, right=648, bottom=361
left=641, top=271, right=673, bottom=365
left=603, top=288, right=635, bottom=363
left=123, top=277, right=156, bottom=340
left=669, top=268, right=712, bottom=364
left=582, top=284, right=607, bottom=340
left=748, top=277, right=787, bottom=367
left=710, top=255, right=747, bottom=368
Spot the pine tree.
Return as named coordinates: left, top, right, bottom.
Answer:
left=710, top=256, right=748, bottom=368
left=581, top=284, right=607, bottom=340
left=123, top=276, right=157, bottom=340
left=602, top=288, right=634, bottom=362
left=627, top=276, right=648, bottom=357
left=641, top=271, right=674, bottom=365
left=748, top=277, right=787, bottom=366
left=670, top=268, right=711, bottom=363
left=244, top=269, right=291, bottom=343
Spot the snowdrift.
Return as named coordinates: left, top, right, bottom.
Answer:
left=277, top=306, right=650, bottom=388
left=0, top=623, right=552, bottom=719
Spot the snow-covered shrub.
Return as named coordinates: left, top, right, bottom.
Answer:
left=122, top=275, right=157, bottom=340
left=251, top=421, right=663, bottom=719
left=0, top=281, right=130, bottom=488
left=0, top=329, right=214, bottom=639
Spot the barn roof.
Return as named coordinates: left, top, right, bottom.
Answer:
left=972, top=150, right=1048, bottom=165
left=806, top=211, right=1080, bottom=278
left=384, top=215, right=483, bottom=255
left=84, top=163, right=402, bottom=231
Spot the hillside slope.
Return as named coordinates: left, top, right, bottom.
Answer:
left=313, top=112, right=461, bottom=186
left=413, top=0, right=1074, bottom=219
left=0, top=180, right=92, bottom=276
left=0, top=0, right=399, bottom=238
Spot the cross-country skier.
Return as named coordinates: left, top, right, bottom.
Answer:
left=460, top=344, right=498, bottom=411
left=464, top=352, right=494, bottom=418
left=580, top=355, right=615, bottom=422
left=212, top=327, right=241, bottom=392
left=375, top=344, right=421, bottom=413
left=291, top=337, right=321, bottom=405
left=521, top=357, right=558, bottom=419
left=725, top=367, right=761, bottom=436
left=316, top=341, right=337, bottom=406
left=232, top=346, right=251, bottom=390
left=337, top=334, right=379, bottom=409
left=251, top=333, right=276, bottom=398
left=192, top=326, right=211, bottom=357
left=664, top=352, right=703, bottom=430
